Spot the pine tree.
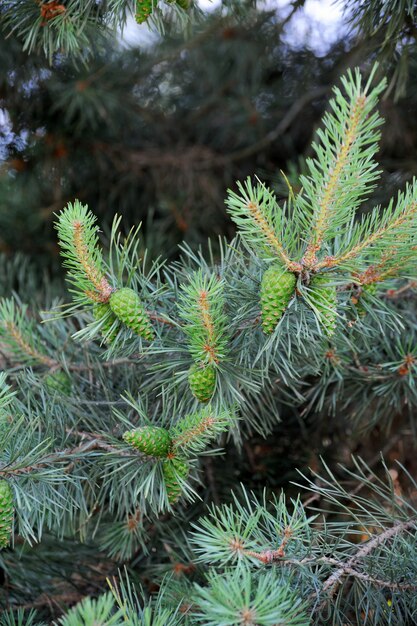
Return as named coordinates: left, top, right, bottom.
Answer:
left=2, top=18, right=417, bottom=620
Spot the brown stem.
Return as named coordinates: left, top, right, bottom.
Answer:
left=320, top=518, right=416, bottom=602
left=245, top=527, right=293, bottom=563
left=0, top=433, right=139, bottom=477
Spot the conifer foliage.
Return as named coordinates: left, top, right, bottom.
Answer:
left=0, top=0, right=194, bottom=62
left=2, top=67, right=417, bottom=624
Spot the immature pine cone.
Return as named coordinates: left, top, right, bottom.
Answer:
left=0, top=480, right=13, bottom=549
left=123, top=426, right=171, bottom=457
left=355, top=283, right=377, bottom=318
left=309, top=275, right=337, bottom=337
left=135, top=0, right=154, bottom=24
left=188, top=363, right=216, bottom=403
left=109, top=287, right=154, bottom=341
left=162, top=458, right=189, bottom=504
left=94, top=302, right=118, bottom=343
left=260, top=266, right=296, bottom=334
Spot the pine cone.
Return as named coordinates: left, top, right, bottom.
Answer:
left=162, top=458, right=189, bottom=504
left=109, top=288, right=154, bottom=341
left=260, top=266, right=296, bottom=334
left=188, top=363, right=216, bottom=403
left=94, top=302, right=118, bottom=343
left=0, top=480, right=13, bottom=549
left=309, top=275, right=337, bottom=337
left=355, top=283, right=377, bottom=317
left=44, top=370, right=72, bottom=396
left=123, top=426, right=171, bottom=457
left=135, top=0, right=154, bottom=24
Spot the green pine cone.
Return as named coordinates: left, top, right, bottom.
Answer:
left=135, top=0, right=154, bottom=24
left=162, top=458, right=189, bottom=504
left=109, top=288, right=154, bottom=341
left=356, top=283, right=377, bottom=318
left=0, top=479, right=13, bottom=549
left=188, top=363, right=216, bottom=403
left=94, top=303, right=118, bottom=344
left=260, top=266, right=296, bottom=334
left=44, top=370, right=72, bottom=396
left=123, top=426, right=171, bottom=457
left=309, top=275, right=337, bottom=337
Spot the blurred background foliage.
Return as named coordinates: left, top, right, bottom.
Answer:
left=1, top=0, right=417, bottom=269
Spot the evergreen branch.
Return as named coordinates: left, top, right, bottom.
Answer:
left=147, top=311, right=177, bottom=327
left=302, top=93, right=368, bottom=266
left=1, top=0, right=194, bottom=62
left=171, top=414, right=216, bottom=450
left=0, top=373, right=16, bottom=411
left=72, top=221, right=112, bottom=301
left=273, top=555, right=417, bottom=591
left=55, top=201, right=113, bottom=304
left=198, top=292, right=216, bottom=361
left=320, top=518, right=416, bottom=601
left=226, top=178, right=300, bottom=269
left=385, top=280, right=417, bottom=298
left=0, top=298, right=142, bottom=372
left=299, top=67, right=386, bottom=267
left=316, top=189, right=417, bottom=270
left=171, top=406, right=234, bottom=455
left=4, top=320, right=54, bottom=367
left=0, top=439, right=135, bottom=477
left=0, top=441, right=94, bottom=477
left=65, top=429, right=142, bottom=458
left=177, top=272, right=228, bottom=365
left=320, top=562, right=417, bottom=592
left=0, top=298, right=55, bottom=367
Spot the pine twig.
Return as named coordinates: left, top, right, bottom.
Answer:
left=320, top=518, right=416, bottom=602
left=303, top=92, right=369, bottom=268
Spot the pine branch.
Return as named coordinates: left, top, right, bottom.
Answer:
left=170, top=406, right=234, bottom=455
left=226, top=178, right=300, bottom=269
left=273, top=555, right=417, bottom=591
left=317, top=185, right=417, bottom=271
left=302, top=98, right=368, bottom=263
left=55, top=201, right=113, bottom=304
left=0, top=440, right=94, bottom=477
left=0, top=298, right=55, bottom=367
left=320, top=518, right=416, bottom=601
left=244, top=526, right=293, bottom=563
left=0, top=373, right=16, bottom=412
left=0, top=0, right=195, bottom=62
left=177, top=271, right=228, bottom=365
left=300, top=67, right=386, bottom=268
